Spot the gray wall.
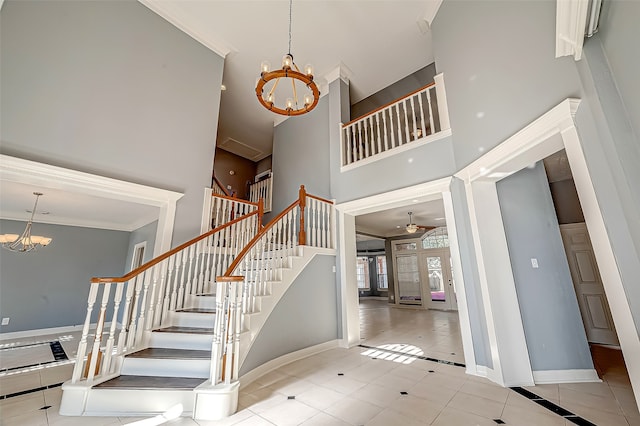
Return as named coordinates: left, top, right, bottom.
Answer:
left=496, top=163, right=593, bottom=371
left=1, top=0, right=224, bottom=247
left=0, top=220, right=129, bottom=333
left=351, top=63, right=437, bottom=120
left=125, top=220, right=158, bottom=271
left=239, top=255, right=338, bottom=375
left=268, top=96, right=331, bottom=220
left=431, top=0, right=582, bottom=170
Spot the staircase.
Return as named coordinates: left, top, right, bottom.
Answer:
left=59, top=186, right=335, bottom=420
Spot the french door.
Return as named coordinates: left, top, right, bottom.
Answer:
left=420, top=249, right=457, bottom=310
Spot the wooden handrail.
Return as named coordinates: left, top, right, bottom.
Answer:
left=342, top=81, right=436, bottom=128
left=91, top=211, right=259, bottom=283
left=222, top=199, right=301, bottom=277
left=212, top=191, right=260, bottom=206
left=307, top=193, right=334, bottom=205
left=212, top=175, right=231, bottom=196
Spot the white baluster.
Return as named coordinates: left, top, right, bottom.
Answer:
left=161, top=256, right=175, bottom=324
left=87, top=283, right=111, bottom=382
left=403, top=99, right=411, bottom=144
left=103, top=282, right=124, bottom=375
left=345, top=126, right=352, bottom=165
left=410, top=96, right=418, bottom=141
left=71, top=282, right=99, bottom=383
left=418, top=89, right=427, bottom=138
left=376, top=114, right=382, bottom=153
left=117, top=279, right=135, bottom=354
left=427, top=86, right=435, bottom=135
left=395, top=104, right=402, bottom=146
left=127, top=274, right=145, bottom=350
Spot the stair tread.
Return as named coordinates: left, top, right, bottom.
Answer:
left=127, top=347, right=211, bottom=359
left=175, top=308, right=216, bottom=314
left=153, top=326, right=214, bottom=334
left=95, top=375, right=206, bottom=390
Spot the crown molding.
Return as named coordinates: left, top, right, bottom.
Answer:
left=138, top=0, right=233, bottom=58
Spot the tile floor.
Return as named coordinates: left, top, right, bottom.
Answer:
left=1, top=299, right=638, bottom=425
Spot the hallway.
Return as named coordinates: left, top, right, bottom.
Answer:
left=1, top=300, right=638, bottom=425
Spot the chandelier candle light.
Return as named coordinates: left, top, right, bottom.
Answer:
left=255, top=0, right=320, bottom=116
left=0, top=192, right=53, bottom=253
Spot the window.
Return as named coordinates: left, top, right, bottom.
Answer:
left=394, top=242, right=417, bottom=251
left=376, top=256, right=388, bottom=289
left=422, top=227, right=449, bottom=249
left=356, top=256, right=370, bottom=289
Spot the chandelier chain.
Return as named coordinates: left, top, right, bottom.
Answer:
left=288, top=0, right=292, bottom=56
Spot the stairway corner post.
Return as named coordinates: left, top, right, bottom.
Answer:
left=298, top=185, right=307, bottom=245
left=258, top=198, right=264, bottom=229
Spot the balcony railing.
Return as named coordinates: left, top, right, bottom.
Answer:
left=341, top=74, right=450, bottom=169
left=248, top=173, right=273, bottom=213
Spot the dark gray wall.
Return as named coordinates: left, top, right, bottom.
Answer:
left=496, top=163, right=593, bottom=371
left=0, top=0, right=224, bottom=247
left=268, top=96, right=331, bottom=220
left=0, top=220, right=129, bottom=333
left=548, top=180, right=584, bottom=225
left=239, top=255, right=338, bottom=375
left=351, top=63, right=437, bottom=120
left=125, top=220, right=158, bottom=271
left=431, top=0, right=582, bottom=169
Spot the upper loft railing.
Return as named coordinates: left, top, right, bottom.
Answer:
left=212, top=175, right=231, bottom=197
left=341, top=74, right=451, bottom=170
left=69, top=210, right=261, bottom=385
left=211, top=185, right=334, bottom=386
left=201, top=191, right=262, bottom=234
left=248, top=172, right=273, bottom=213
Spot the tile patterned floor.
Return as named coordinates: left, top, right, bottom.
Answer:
left=0, top=299, right=638, bottom=425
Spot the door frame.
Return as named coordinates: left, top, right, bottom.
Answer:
left=335, top=176, right=477, bottom=374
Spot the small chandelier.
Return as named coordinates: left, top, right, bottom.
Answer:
left=255, top=0, right=320, bottom=116
left=0, top=192, right=52, bottom=253
left=406, top=212, right=418, bottom=234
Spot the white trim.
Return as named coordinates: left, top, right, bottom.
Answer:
left=323, top=63, right=353, bottom=86
left=556, top=0, right=589, bottom=60
left=433, top=73, right=451, bottom=131
left=130, top=241, right=147, bottom=271
left=453, top=98, right=639, bottom=396
left=0, top=321, right=121, bottom=341
left=442, top=190, right=476, bottom=374
left=455, top=99, right=580, bottom=183
left=0, top=155, right=182, bottom=256
left=239, top=340, right=339, bottom=389
left=336, top=177, right=452, bottom=216
left=138, top=0, right=232, bottom=58
left=340, top=129, right=452, bottom=173
left=334, top=176, right=477, bottom=372
left=533, top=369, right=601, bottom=384
left=201, top=187, right=213, bottom=234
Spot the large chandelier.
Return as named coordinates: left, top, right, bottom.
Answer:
left=255, top=0, right=320, bottom=116
left=0, top=192, right=52, bottom=253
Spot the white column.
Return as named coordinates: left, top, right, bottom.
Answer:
left=442, top=190, right=477, bottom=375
left=337, top=210, right=360, bottom=347
left=465, top=180, right=534, bottom=386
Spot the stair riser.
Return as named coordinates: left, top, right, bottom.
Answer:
left=171, top=312, right=216, bottom=328
left=84, top=389, right=196, bottom=416
left=186, top=294, right=216, bottom=310
left=121, top=358, right=210, bottom=378
left=149, top=332, right=213, bottom=351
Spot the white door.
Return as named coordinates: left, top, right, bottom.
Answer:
left=560, top=223, right=618, bottom=345
left=395, top=253, right=422, bottom=305
left=421, top=249, right=457, bottom=310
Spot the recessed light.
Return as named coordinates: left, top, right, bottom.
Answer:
left=412, top=199, right=419, bottom=203
left=221, top=84, right=227, bottom=91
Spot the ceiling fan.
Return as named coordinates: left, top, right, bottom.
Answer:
left=405, top=212, right=435, bottom=234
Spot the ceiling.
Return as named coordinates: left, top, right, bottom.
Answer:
left=141, top=0, right=441, bottom=161
left=356, top=198, right=446, bottom=238
left=0, top=180, right=160, bottom=232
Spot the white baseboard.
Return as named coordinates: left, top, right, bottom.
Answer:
left=533, top=369, right=601, bottom=384
left=0, top=322, right=121, bottom=341
left=239, top=340, right=339, bottom=389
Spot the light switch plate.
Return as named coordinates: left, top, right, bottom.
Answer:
left=1, top=317, right=9, bottom=326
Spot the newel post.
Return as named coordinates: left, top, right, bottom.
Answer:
left=258, top=197, right=264, bottom=229
left=298, top=185, right=307, bottom=245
